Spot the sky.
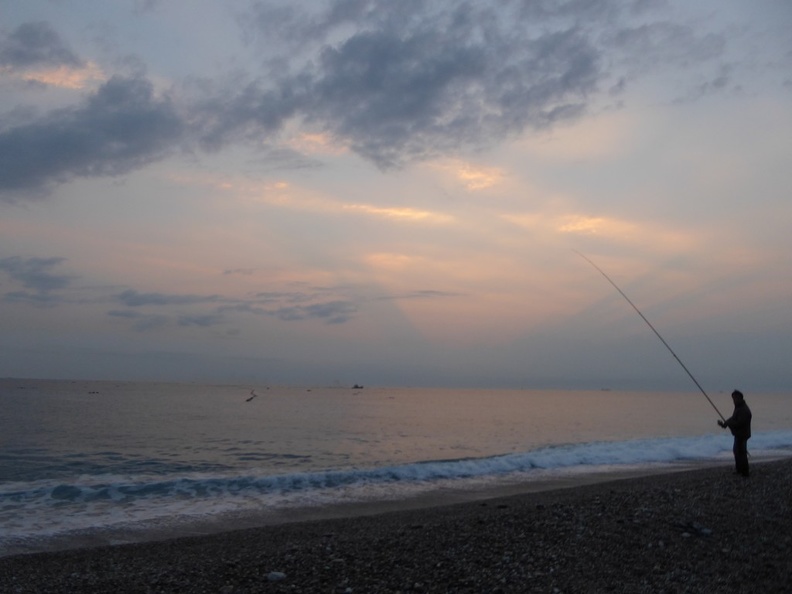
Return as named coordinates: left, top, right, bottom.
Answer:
left=1, top=0, right=791, bottom=391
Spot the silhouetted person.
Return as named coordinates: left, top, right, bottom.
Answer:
left=718, top=389, right=752, bottom=477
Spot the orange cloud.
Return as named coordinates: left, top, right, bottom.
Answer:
left=342, top=203, right=454, bottom=224
left=557, top=215, right=636, bottom=237
left=287, top=132, right=348, bottom=155
left=504, top=211, right=699, bottom=253
left=429, top=159, right=504, bottom=190
left=12, top=62, right=105, bottom=89
left=364, top=252, right=415, bottom=271
left=169, top=171, right=454, bottom=225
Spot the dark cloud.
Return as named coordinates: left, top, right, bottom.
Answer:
left=0, top=75, right=184, bottom=199
left=225, top=0, right=733, bottom=167
left=107, top=309, right=224, bottom=332
left=111, top=285, right=358, bottom=328
left=273, top=300, right=357, bottom=324
left=3, top=290, right=67, bottom=306
left=0, top=21, right=82, bottom=68
left=220, top=298, right=357, bottom=324
left=177, top=313, right=225, bottom=327
left=252, top=290, right=322, bottom=304
left=107, top=309, right=169, bottom=331
left=0, top=256, right=71, bottom=292
left=117, top=289, right=220, bottom=307
left=0, top=256, right=74, bottom=307
left=376, top=289, right=464, bottom=301
left=1, top=2, right=734, bottom=199
left=194, top=78, right=302, bottom=152
left=215, top=2, right=604, bottom=168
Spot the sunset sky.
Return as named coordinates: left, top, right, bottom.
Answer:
left=1, top=1, right=790, bottom=391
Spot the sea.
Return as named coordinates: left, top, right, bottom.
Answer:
left=2, top=379, right=791, bottom=557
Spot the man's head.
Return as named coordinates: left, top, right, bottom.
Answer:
left=732, top=389, right=744, bottom=403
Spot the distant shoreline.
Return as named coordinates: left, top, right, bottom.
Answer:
left=3, top=459, right=790, bottom=592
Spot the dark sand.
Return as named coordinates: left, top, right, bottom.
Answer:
left=2, top=459, right=791, bottom=593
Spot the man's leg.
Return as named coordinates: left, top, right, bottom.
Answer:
left=734, top=438, right=749, bottom=476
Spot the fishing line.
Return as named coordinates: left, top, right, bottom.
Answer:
left=575, top=250, right=725, bottom=421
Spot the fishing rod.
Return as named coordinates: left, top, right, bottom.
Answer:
left=575, top=250, right=725, bottom=421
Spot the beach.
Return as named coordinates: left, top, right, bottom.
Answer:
left=2, top=458, right=790, bottom=593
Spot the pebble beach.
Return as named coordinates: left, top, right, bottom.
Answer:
left=2, top=459, right=791, bottom=593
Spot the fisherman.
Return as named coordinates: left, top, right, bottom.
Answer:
left=717, top=390, right=752, bottom=477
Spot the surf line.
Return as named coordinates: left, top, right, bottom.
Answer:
left=575, top=250, right=725, bottom=421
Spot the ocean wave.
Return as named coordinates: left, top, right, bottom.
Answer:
left=4, top=431, right=792, bottom=504
left=2, top=431, right=792, bottom=552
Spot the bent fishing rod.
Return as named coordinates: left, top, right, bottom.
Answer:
left=575, top=250, right=725, bottom=421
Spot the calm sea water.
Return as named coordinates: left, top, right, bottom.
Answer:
left=2, top=379, right=791, bottom=556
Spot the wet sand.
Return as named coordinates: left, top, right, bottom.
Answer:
left=2, top=459, right=791, bottom=593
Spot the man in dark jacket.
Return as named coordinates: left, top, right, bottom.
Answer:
left=718, top=389, right=752, bottom=477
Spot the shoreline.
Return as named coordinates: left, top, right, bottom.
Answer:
left=2, top=458, right=791, bottom=592
left=0, top=459, right=734, bottom=559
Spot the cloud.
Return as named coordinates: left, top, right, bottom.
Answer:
left=0, top=75, right=183, bottom=199
left=107, top=309, right=169, bottom=331
left=603, top=22, right=725, bottom=73
left=314, top=28, right=598, bottom=167
left=3, top=290, right=68, bottom=306
left=0, top=21, right=105, bottom=90
left=108, top=284, right=360, bottom=331
left=0, top=256, right=75, bottom=307
left=0, top=22, right=82, bottom=69
left=503, top=211, right=699, bottom=255
left=285, top=132, right=347, bottom=156
left=117, top=289, right=220, bottom=307
left=173, top=170, right=454, bottom=225
left=342, top=203, right=454, bottom=224
left=219, top=1, right=731, bottom=170
left=214, top=4, right=603, bottom=168
left=15, top=61, right=105, bottom=90
left=107, top=309, right=227, bottom=332
left=108, top=290, right=228, bottom=332
left=272, top=300, right=357, bottom=324
left=221, top=284, right=362, bottom=324
left=108, top=309, right=225, bottom=332
left=0, top=256, right=71, bottom=292
left=221, top=298, right=358, bottom=325
left=0, top=3, right=739, bottom=200
left=177, top=313, right=225, bottom=327
left=429, top=159, right=505, bottom=191
left=375, top=289, right=464, bottom=301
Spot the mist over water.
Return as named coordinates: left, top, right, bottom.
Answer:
left=2, top=380, right=791, bottom=556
